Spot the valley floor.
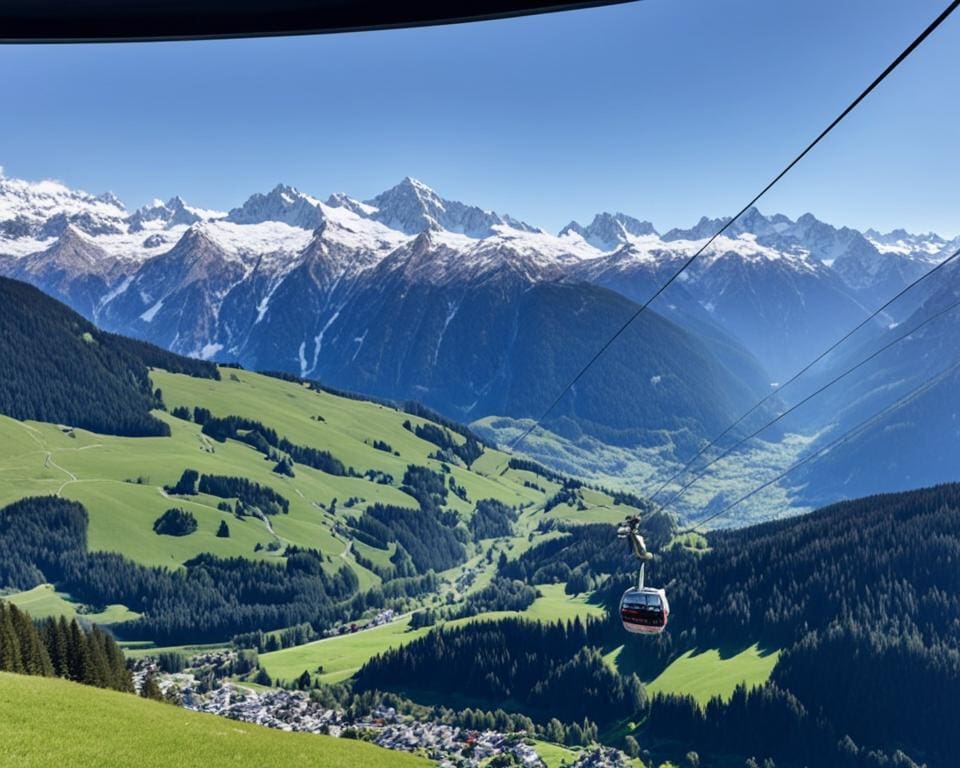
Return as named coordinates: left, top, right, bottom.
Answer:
left=475, top=416, right=815, bottom=527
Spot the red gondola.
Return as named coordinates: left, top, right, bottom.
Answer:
left=619, top=586, right=669, bottom=635
left=617, top=516, right=669, bottom=636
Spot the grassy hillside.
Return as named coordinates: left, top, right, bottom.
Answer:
left=0, top=365, right=643, bottom=642
left=0, top=672, right=425, bottom=768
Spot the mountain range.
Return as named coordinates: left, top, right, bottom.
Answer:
left=2, top=168, right=958, bottom=504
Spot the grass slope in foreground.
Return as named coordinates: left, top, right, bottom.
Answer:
left=0, top=672, right=426, bottom=768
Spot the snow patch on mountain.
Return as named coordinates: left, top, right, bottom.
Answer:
left=308, top=309, right=342, bottom=376
left=197, top=220, right=315, bottom=258
left=0, top=171, right=127, bottom=231
left=140, top=300, right=163, bottom=323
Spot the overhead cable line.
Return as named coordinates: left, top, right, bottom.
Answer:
left=680, top=356, right=960, bottom=532
left=655, top=284, right=960, bottom=513
left=506, top=0, right=960, bottom=456
left=646, top=247, right=960, bottom=505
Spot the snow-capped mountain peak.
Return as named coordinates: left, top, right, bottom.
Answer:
left=559, top=212, right=658, bottom=251
left=226, top=184, right=326, bottom=229
left=96, top=191, right=125, bottom=208
left=365, top=177, right=536, bottom=238
left=0, top=171, right=128, bottom=251
left=325, top=192, right=377, bottom=218
left=127, top=195, right=222, bottom=232
left=2, top=165, right=957, bottom=389
left=863, top=226, right=948, bottom=260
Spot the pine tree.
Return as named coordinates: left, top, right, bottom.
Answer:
left=66, top=619, right=92, bottom=683
left=52, top=617, right=71, bottom=677
left=9, top=605, right=52, bottom=676
left=564, top=723, right=583, bottom=746
left=254, top=667, right=272, bottom=686
left=0, top=603, right=24, bottom=673
left=140, top=672, right=163, bottom=701
left=84, top=628, right=111, bottom=687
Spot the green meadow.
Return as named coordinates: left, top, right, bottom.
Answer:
left=0, top=367, right=619, bottom=592
left=2, top=583, right=140, bottom=625
left=603, top=643, right=780, bottom=705
left=644, top=644, right=780, bottom=704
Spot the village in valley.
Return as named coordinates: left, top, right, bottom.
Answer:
left=132, top=650, right=634, bottom=768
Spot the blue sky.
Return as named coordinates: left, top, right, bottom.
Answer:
left=2, top=0, right=958, bottom=235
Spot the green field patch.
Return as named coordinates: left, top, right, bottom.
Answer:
left=65, top=481, right=276, bottom=568
left=261, top=614, right=428, bottom=684
left=531, top=739, right=580, bottom=768
left=0, top=672, right=425, bottom=768
left=640, top=644, right=780, bottom=705
left=352, top=538, right=398, bottom=570
left=3, top=584, right=140, bottom=625
left=523, top=584, right=605, bottom=623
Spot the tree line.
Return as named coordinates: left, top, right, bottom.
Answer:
left=192, top=411, right=355, bottom=477
left=469, top=499, right=518, bottom=541
left=166, top=468, right=291, bottom=516
left=403, top=420, right=484, bottom=467
left=453, top=577, right=538, bottom=618
left=351, top=502, right=466, bottom=574
left=0, top=600, right=131, bottom=692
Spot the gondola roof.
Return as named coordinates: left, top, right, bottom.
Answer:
left=1, top=0, right=637, bottom=44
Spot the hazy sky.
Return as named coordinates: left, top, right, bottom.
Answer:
left=2, top=0, right=958, bottom=235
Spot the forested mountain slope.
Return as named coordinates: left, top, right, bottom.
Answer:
left=230, top=231, right=772, bottom=454
left=0, top=276, right=217, bottom=436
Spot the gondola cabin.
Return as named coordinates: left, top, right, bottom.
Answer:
left=620, top=586, right=669, bottom=635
